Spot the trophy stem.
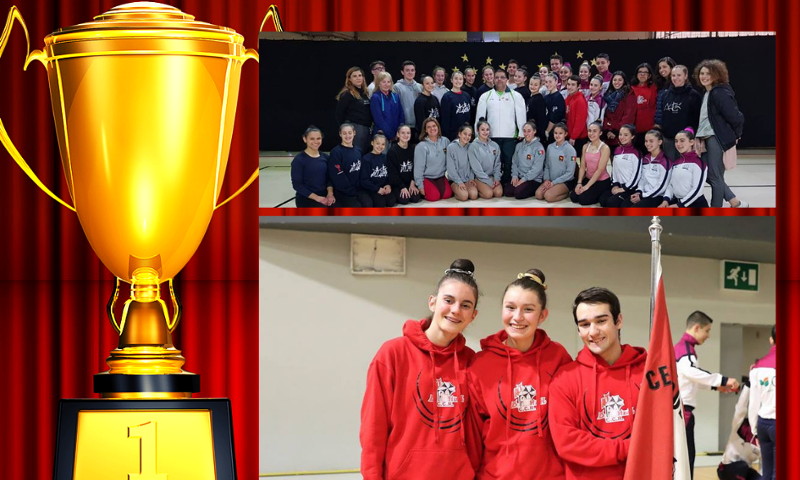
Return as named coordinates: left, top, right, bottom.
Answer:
left=96, top=272, right=199, bottom=399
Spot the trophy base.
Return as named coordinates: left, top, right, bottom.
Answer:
left=94, top=373, right=200, bottom=399
left=55, top=398, right=236, bottom=480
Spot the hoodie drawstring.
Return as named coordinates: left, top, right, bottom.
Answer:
left=591, top=362, right=598, bottom=424
left=504, top=349, right=513, bottom=457
left=454, top=348, right=467, bottom=447
left=625, top=364, right=633, bottom=418
left=430, top=350, right=439, bottom=444
left=534, top=349, right=544, bottom=438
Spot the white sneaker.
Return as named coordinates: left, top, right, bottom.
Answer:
left=733, top=199, right=749, bottom=208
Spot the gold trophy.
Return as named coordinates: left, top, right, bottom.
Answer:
left=0, top=2, right=279, bottom=478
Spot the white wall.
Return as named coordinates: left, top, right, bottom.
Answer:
left=259, top=228, right=775, bottom=474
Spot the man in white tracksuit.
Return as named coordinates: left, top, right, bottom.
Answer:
left=474, top=68, right=525, bottom=185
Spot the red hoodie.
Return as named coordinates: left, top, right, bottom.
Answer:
left=360, top=319, right=478, bottom=480
left=549, top=344, right=647, bottom=480
left=468, top=329, right=572, bottom=480
left=565, top=91, right=589, bottom=140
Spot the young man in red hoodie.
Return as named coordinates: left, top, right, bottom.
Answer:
left=549, top=287, right=647, bottom=480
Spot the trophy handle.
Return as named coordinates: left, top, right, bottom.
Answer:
left=0, top=7, right=75, bottom=212
left=260, top=5, right=284, bottom=32
left=166, top=278, right=182, bottom=332
left=214, top=168, right=259, bottom=210
left=212, top=6, right=280, bottom=211
left=107, top=278, right=123, bottom=334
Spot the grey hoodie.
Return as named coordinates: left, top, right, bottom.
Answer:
left=393, top=79, right=422, bottom=126
left=446, top=140, right=474, bottom=184
left=512, top=138, right=546, bottom=182
left=544, top=141, right=577, bottom=185
left=468, top=138, right=501, bottom=186
left=414, top=136, right=450, bottom=187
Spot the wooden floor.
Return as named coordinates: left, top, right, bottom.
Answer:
left=695, top=466, right=718, bottom=480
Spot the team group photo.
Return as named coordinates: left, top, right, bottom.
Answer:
left=258, top=32, right=775, bottom=209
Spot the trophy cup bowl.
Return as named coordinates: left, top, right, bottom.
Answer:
left=0, top=2, right=259, bottom=399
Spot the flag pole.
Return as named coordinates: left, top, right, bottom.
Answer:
left=649, top=216, right=662, bottom=333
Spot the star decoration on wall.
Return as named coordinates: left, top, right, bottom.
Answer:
left=486, top=56, right=493, bottom=65
left=576, top=50, right=584, bottom=59
left=591, top=59, right=598, bottom=66
left=452, top=66, right=461, bottom=72
left=499, top=63, right=506, bottom=70
left=461, top=53, right=469, bottom=62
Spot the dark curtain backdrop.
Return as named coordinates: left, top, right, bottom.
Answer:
left=0, top=0, right=794, bottom=478
left=261, top=36, right=774, bottom=151
left=0, top=0, right=259, bottom=479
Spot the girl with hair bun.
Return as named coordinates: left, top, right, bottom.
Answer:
left=327, top=123, right=370, bottom=207
left=414, top=74, right=441, bottom=135
left=361, top=259, right=481, bottom=480
left=291, top=126, right=335, bottom=207
left=623, top=129, right=672, bottom=208
left=468, top=268, right=571, bottom=480
left=386, top=124, right=422, bottom=205
left=447, top=124, right=479, bottom=201
left=360, top=132, right=396, bottom=207
left=660, top=128, right=708, bottom=208
left=599, top=124, right=642, bottom=208
left=535, top=123, right=576, bottom=203
left=469, top=120, right=504, bottom=199
left=505, top=121, right=546, bottom=200
left=570, top=121, right=611, bottom=206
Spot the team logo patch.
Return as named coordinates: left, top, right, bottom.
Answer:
left=571, top=156, right=577, bottom=162
left=511, top=383, right=539, bottom=412
left=597, top=392, right=630, bottom=423
left=493, top=149, right=497, bottom=155
left=526, top=154, right=532, bottom=160
left=443, top=147, right=447, bottom=154
left=427, top=378, right=459, bottom=408
left=559, top=155, right=564, bottom=162
left=538, top=149, right=545, bottom=155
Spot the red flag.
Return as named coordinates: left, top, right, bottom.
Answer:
left=623, top=264, right=691, bottom=480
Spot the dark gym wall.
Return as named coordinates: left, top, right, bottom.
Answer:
left=260, top=36, right=774, bottom=152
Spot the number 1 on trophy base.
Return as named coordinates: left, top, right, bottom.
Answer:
left=54, top=399, right=236, bottom=480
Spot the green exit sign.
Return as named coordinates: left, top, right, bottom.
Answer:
left=721, top=260, right=759, bottom=291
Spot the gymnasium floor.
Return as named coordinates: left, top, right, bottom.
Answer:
left=258, top=455, right=746, bottom=479
left=259, top=150, right=775, bottom=209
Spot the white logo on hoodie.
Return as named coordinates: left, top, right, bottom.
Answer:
left=370, top=165, right=388, bottom=178
left=511, top=383, right=538, bottom=412
left=597, top=392, right=630, bottom=423
left=428, top=378, right=458, bottom=407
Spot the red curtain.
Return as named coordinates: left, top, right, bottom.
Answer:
left=0, top=0, right=259, bottom=478
left=0, top=0, right=792, bottom=478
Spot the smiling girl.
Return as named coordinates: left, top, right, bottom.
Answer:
left=468, top=269, right=571, bottom=480
left=291, top=126, right=334, bottom=207
left=660, top=128, right=708, bottom=208
left=360, top=259, right=481, bottom=480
